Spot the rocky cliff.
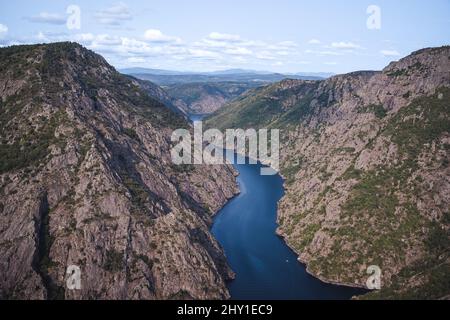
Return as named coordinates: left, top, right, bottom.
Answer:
left=206, top=46, right=450, bottom=299
left=0, top=42, right=239, bottom=300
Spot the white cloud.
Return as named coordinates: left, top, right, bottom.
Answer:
left=96, top=2, right=132, bottom=26
left=256, top=51, right=276, bottom=60
left=95, top=34, right=122, bottom=46
left=74, top=33, right=95, bottom=43
left=188, top=48, right=221, bottom=58
left=380, top=49, right=401, bottom=57
left=324, top=62, right=338, bottom=65
left=208, top=32, right=241, bottom=41
left=308, top=39, right=321, bottom=45
left=0, top=24, right=8, bottom=37
left=34, top=31, right=69, bottom=43
left=127, top=57, right=146, bottom=63
left=277, top=41, right=298, bottom=48
left=26, top=12, right=66, bottom=25
left=239, top=40, right=267, bottom=48
left=305, top=49, right=343, bottom=56
left=225, top=47, right=253, bottom=55
left=37, top=32, right=47, bottom=41
left=232, top=56, right=248, bottom=63
left=195, top=39, right=232, bottom=49
left=331, top=41, right=361, bottom=49
left=3, top=28, right=304, bottom=71
left=144, top=29, right=181, bottom=43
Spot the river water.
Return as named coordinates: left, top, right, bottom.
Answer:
left=190, top=114, right=367, bottom=300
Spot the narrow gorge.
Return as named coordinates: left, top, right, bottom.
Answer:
left=206, top=46, right=450, bottom=299
left=0, top=42, right=449, bottom=300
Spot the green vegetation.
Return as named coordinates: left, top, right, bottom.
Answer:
left=105, top=72, right=187, bottom=130
left=358, top=104, right=387, bottom=119
left=425, top=222, right=450, bottom=256
left=342, top=167, right=400, bottom=219
left=122, top=174, right=152, bottom=214
left=135, top=254, right=154, bottom=269
left=384, top=87, right=450, bottom=158
left=362, top=247, right=450, bottom=299
left=386, top=62, right=424, bottom=78
left=123, top=128, right=140, bottom=142
left=0, top=44, right=44, bottom=78
left=0, top=110, right=68, bottom=174
left=386, top=69, right=408, bottom=77
left=295, top=223, right=321, bottom=252
left=168, top=290, right=193, bottom=300
left=103, top=249, right=124, bottom=273
left=281, top=157, right=304, bottom=185
left=361, top=214, right=449, bottom=299
left=167, top=82, right=260, bottom=106
left=274, top=93, right=316, bottom=128
left=205, top=81, right=320, bottom=131
left=36, top=197, right=66, bottom=300
left=340, top=166, right=363, bottom=180
left=312, top=89, right=450, bottom=293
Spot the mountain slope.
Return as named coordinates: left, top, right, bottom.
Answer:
left=124, top=75, right=188, bottom=117
left=124, top=70, right=324, bottom=86
left=127, top=69, right=326, bottom=116
left=166, top=82, right=265, bottom=115
left=0, top=42, right=239, bottom=300
left=206, top=46, right=450, bottom=299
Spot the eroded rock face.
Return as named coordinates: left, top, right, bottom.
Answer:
left=0, top=43, right=239, bottom=300
left=207, top=46, right=450, bottom=299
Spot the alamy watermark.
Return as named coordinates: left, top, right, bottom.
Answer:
left=367, top=5, right=381, bottom=30
left=171, top=121, right=280, bottom=176
left=366, top=265, right=382, bottom=290
left=66, top=265, right=82, bottom=290
left=66, top=5, right=82, bottom=30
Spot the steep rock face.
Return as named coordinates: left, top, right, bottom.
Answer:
left=0, top=43, right=239, bottom=300
left=206, top=46, right=450, bottom=299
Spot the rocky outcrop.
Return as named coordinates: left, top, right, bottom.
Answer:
left=206, top=46, right=450, bottom=299
left=0, top=42, right=239, bottom=300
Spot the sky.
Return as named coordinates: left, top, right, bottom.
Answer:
left=0, top=0, right=449, bottom=74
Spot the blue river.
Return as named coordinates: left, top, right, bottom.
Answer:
left=190, top=114, right=367, bottom=300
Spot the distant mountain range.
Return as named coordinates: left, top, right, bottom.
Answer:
left=120, top=68, right=332, bottom=86
left=121, top=67, right=334, bottom=78
left=120, top=68, right=333, bottom=115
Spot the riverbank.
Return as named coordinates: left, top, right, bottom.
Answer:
left=211, top=155, right=367, bottom=299
left=274, top=172, right=370, bottom=293
left=190, top=114, right=368, bottom=299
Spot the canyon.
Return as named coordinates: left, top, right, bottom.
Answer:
left=0, top=42, right=449, bottom=300
left=206, top=46, right=450, bottom=299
